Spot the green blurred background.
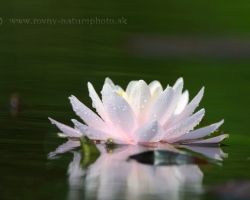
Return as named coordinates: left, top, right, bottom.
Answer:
left=1, top=0, right=249, bottom=137
left=1, top=1, right=250, bottom=199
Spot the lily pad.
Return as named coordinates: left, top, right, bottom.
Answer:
left=80, top=136, right=100, bottom=169
left=128, top=150, right=208, bottom=166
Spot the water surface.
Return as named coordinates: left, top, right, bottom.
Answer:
left=1, top=1, right=250, bottom=199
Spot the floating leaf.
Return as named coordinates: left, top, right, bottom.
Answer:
left=128, top=150, right=208, bottom=166
left=80, top=136, right=100, bottom=169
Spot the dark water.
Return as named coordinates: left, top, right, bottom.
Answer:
left=1, top=70, right=250, bottom=200
left=1, top=1, right=250, bottom=199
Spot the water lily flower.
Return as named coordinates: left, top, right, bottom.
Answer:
left=49, top=77, right=228, bottom=145
left=48, top=139, right=228, bottom=162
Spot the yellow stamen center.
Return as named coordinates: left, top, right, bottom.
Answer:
left=117, top=91, right=125, bottom=97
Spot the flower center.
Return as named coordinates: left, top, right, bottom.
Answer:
left=117, top=91, right=125, bottom=97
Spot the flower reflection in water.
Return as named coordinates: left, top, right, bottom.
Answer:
left=48, top=142, right=227, bottom=200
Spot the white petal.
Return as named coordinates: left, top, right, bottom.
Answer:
left=115, top=85, right=125, bottom=93
left=174, top=90, right=189, bottom=115
left=105, top=77, right=116, bottom=90
left=168, top=120, right=224, bottom=143
left=165, top=87, right=204, bottom=129
left=126, top=81, right=138, bottom=99
left=104, top=78, right=126, bottom=95
left=180, top=145, right=228, bottom=161
left=161, top=78, right=183, bottom=127
left=128, top=80, right=152, bottom=124
left=88, top=82, right=108, bottom=122
left=163, top=109, right=205, bottom=140
left=146, top=86, right=174, bottom=125
left=69, top=95, right=111, bottom=133
left=72, top=119, right=114, bottom=140
left=148, top=80, right=163, bottom=100
left=48, top=117, right=82, bottom=137
left=48, top=141, right=80, bottom=158
left=173, top=77, right=184, bottom=93
left=57, top=133, right=68, bottom=138
left=67, top=152, right=85, bottom=179
left=115, top=85, right=129, bottom=101
left=71, top=119, right=127, bottom=144
left=188, top=134, right=229, bottom=144
left=102, top=83, right=138, bottom=139
left=72, top=119, right=111, bottom=139
left=101, top=83, right=122, bottom=129
left=189, top=87, right=204, bottom=106
left=133, top=120, right=165, bottom=142
left=149, top=78, right=184, bottom=128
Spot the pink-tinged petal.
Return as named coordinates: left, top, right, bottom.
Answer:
left=167, top=120, right=224, bottom=143
left=101, top=83, right=123, bottom=129
left=48, top=117, right=82, bottom=137
left=165, top=87, right=204, bottom=129
left=133, top=120, right=165, bottom=143
left=126, top=80, right=138, bottom=99
left=146, top=86, right=174, bottom=125
left=188, top=134, right=229, bottom=144
left=148, top=80, right=163, bottom=99
left=72, top=119, right=112, bottom=139
left=71, top=119, right=127, bottom=144
left=88, top=82, right=108, bottom=122
left=69, top=95, right=111, bottom=133
left=48, top=141, right=81, bottom=158
left=180, top=145, right=228, bottom=161
left=163, top=109, right=205, bottom=140
left=174, top=90, right=189, bottom=115
left=102, top=83, right=138, bottom=139
left=129, top=80, right=152, bottom=124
